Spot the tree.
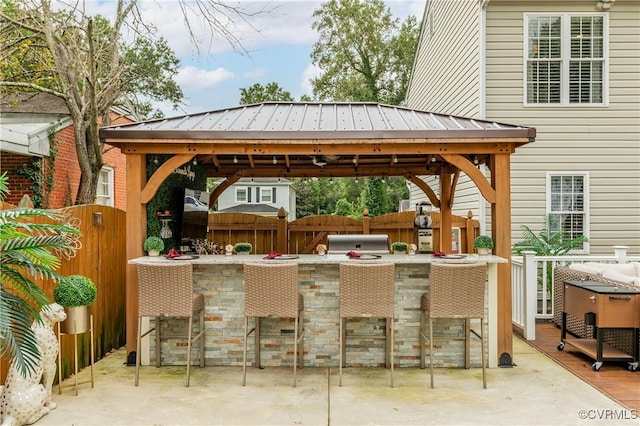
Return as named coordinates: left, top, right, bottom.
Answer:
left=0, top=172, right=81, bottom=376
left=310, top=0, right=419, bottom=104
left=0, top=0, right=250, bottom=205
left=239, top=82, right=294, bottom=104
left=361, top=177, right=390, bottom=217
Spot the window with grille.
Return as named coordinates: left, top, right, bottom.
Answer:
left=95, top=167, right=114, bottom=207
left=546, top=173, right=589, bottom=252
left=236, top=187, right=248, bottom=202
left=525, top=14, right=606, bottom=105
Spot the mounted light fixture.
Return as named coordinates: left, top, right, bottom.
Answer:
left=312, top=156, right=327, bottom=167
left=273, top=156, right=277, bottom=164
left=393, top=156, right=398, bottom=163
left=192, top=158, right=197, bottom=165
left=354, top=177, right=358, bottom=183
left=233, top=156, right=238, bottom=164
left=473, top=155, right=479, bottom=165
left=431, top=155, right=437, bottom=163
left=352, top=157, right=357, bottom=164
left=596, top=0, right=614, bottom=10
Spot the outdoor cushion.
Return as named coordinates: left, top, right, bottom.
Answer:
left=601, top=269, right=637, bottom=286
left=601, top=262, right=637, bottom=277
left=569, top=263, right=605, bottom=276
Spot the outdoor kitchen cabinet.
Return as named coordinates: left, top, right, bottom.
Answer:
left=558, top=280, right=640, bottom=372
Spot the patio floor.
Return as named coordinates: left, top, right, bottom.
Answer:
left=526, top=321, right=640, bottom=413
left=36, top=335, right=636, bottom=426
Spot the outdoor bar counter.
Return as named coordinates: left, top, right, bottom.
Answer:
left=129, top=254, right=507, bottom=369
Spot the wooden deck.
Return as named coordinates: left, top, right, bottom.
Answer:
left=526, top=322, right=640, bottom=412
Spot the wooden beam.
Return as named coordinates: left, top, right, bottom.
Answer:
left=125, top=154, right=146, bottom=357
left=491, top=153, right=514, bottom=367
left=141, top=154, right=194, bottom=203
left=439, top=170, right=452, bottom=253
left=210, top=172, right=244, bottom=205
left=285, top=154, right=291, bottom=169
left=449, top=169, right=460, bottom=209
left=440, top=154, right=496, bottom=203
left=407, top=175, right=441, bottom=208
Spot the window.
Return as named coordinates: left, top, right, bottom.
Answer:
left=95, top=167, right=114, bottom=207
left=260, top=187, right=272, bottom=203
left=546, top=173, right=589, bottom=252
left=525, top=14, right=606, bottom=105
left=236, top=187, right=248, bottom=202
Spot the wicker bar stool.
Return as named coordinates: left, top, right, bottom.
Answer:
left=339, top=263, right=395, bottom=387
left=419, top=262, right=487, bottom=389
left=135, top=262, right=205, bottom=387
left=242, top=263, right=304, bottom=387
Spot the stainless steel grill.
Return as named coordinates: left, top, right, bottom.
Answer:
left=327, top=234, right=389, bottom=255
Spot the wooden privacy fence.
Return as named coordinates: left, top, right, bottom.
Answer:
left=1, top=204, right=127, bottom=385
left=208, top=209, right=480, bottom=254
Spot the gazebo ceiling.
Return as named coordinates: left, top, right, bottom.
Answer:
left=99, top=102, right=536, bottom=179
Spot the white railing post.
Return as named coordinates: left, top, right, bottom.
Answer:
left=613, top=246, right=628, bottom=263
left=522, top=251, right=537, bottom=340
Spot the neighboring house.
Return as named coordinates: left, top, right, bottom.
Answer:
left=0, top=93, right=130, bottom=210
left=405, top=0, right=639, bottom=255
left=215, top=177, right=297, bottom=221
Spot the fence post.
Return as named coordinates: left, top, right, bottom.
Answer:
left=522, top=251, right=537, bottom=340
left=613, top=246, right=628, bottom=263
left=362, top=209, right=370, bottom=234
left=276, top=207, right=288, bottom=253
left=465, top=210, right=476, bottom=253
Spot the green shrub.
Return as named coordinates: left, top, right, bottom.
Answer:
left=473, top=235, right=494, bottom=250
left=234, top=242, right=252, bottom=253
left=391, top=242, right=408, bottom=253
left=143, top=236, right=165, bottom=252
left=54, top=275, right=97, bottom=307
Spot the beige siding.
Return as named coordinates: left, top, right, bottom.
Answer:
left=486, top=0, right=640, bottom=254
left=406, top=0, right=482, bottom=117
left=407, top=0, right=639, bottom=255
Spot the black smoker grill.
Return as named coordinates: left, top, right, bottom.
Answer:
left=327, top=234, right=389, bottom=256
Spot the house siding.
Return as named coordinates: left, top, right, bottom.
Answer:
left=406, top=0, right=640, bottom=255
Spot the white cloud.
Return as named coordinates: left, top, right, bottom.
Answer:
left=301, top=63, right=321, bottom=95
left=244, top=68, right=266, bottom=79
left=176, top=66, right=234, bottom=91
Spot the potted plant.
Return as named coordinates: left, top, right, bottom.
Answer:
left=473, top=235, right=494, bottom=255
left=391, top=241, right=408, bottom=254
left=234, top=242, right=252, bottom=254
left=143, top=236, right=164, bottom=256
left=54, top=275, right=98, bottom=334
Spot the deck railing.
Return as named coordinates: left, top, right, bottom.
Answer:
left=511, top=246, right=639, bottom=340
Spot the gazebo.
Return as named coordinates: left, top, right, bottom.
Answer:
left=99, top=102, right=536, bottom=367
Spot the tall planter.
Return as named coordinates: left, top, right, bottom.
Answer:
left=61, top=305, right=91, bottom=334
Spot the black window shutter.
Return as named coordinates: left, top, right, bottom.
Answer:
left=256, top=187, right=260, bottom=202
left=272, top=187, right=276, bottom=203
left=248, top=188, right=252, bottom=203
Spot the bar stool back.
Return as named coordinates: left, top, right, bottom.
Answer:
left=242, top=262, right=304, bottom=387
left=339, top=263, right=395, bottom=387
left=135, top=262, right=205, bottom=387
left=420, top=262, right=487, bottom=389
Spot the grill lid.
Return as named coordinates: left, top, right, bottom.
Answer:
left=327, top=234, right=389, bottom=255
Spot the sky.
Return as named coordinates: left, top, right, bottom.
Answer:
left=79, top=0, right=426, bottom=116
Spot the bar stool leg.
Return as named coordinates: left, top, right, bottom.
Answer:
left=339, top=317, right=344, bottom=387
left=155, top=316, right=161, bottom=368
left=57, top=323, right=63, bottom=394
left=465, top=318, right=471, bottom=369
left=420, top=309, right=426, bottom=369
left=385, top=318, right=391, bottom=369
left=90, top=315, right=94, bottom=388
left=242, top=316, right=249, bottom=386
left=255, top=317, right=261, bottom=368
left=73, top=332, right=78, bottom=396
left=429, top=317, right=435, bottom=389
left=390, top=317, right=394, bottom=388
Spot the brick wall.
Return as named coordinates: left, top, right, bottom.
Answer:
left=2, top=111, right=130, bottom=210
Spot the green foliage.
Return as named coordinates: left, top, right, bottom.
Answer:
left=0, top=171, right=81, bottom=377
left=53, top=275, right=97, bottom=307
left=143, top=236, right=165, bottom=252
left=239, top=82, right=294, bottom=104
left=361, top=177, right=391, bottom=217
left=145, top=155, right=207, bottom=251
left=234, top=242, right=252, bottom=253
left=391, top=241, right=407, bottom=253
left=310, top=0, right=419, bottom=104
left=473, top=235, right=494, bottom=250
left=512, top=215, right=588, bottom=255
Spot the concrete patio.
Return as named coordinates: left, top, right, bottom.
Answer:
left=38, top=335, right=636, bottom=426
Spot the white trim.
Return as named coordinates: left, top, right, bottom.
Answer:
left=522, top=12, right=609, bottom=107
left=545, top=171, right=591, bottom=254
left=96, top=166, right=114, bottom=207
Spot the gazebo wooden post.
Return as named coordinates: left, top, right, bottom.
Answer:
left=491, top=153, right=514, bottom=367
left=439, top=169, right=452, bottom=253
left=276, top=207, right=288, bottom=253
left=125, top=154, right=147, bottom=360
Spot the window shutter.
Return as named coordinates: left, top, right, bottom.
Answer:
left=272, top=187, right=276, bottom=203
left=256, top=187, right=260, bottom=202
left=248, top=188, right=252, bottom=203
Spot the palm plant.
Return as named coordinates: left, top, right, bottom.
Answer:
left=512, top=214, right=589, bottom=296
left=0, top=172, right=81, bottom=377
